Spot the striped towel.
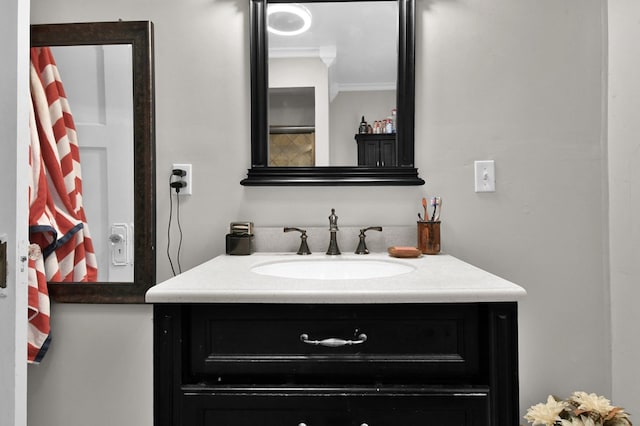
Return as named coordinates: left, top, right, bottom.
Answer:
left=27, top=244, right=50, bottom=364
left=28, top=47, right=98, bottom=363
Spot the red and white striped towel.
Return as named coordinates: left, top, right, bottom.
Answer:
left=28, top=47, right=98, bottom=363
left=27, top=244, right=50, bottom=364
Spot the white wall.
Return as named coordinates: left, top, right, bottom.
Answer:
left=27, top=305, right=153, bottom=426
left=29, top=0, right=612, bottom=424
left=1, top=0, right=30, bottom=424
left=608, top=0, right=640, bottom=412
left=270, top=57, right=330, bottom=166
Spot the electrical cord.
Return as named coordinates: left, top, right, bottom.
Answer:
left=167, top=175, right=177, bottom=276
left=167, top=171, right=187, bottom=276
left=176, top=192, right=183, bottom=274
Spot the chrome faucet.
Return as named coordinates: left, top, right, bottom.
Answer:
left=326, top=208, right=341, bottom=255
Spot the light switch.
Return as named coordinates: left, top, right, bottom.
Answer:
left=474, top=160, right=496, bottom=193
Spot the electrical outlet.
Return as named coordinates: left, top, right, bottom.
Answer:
left=172, top=163, right=192, bottom=195
left=474, top=160, right=496, bottom=192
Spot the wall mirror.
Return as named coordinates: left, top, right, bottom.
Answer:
left=31, top=21, right=156, bottom=303
left=242, top=0, right=424, bottom=185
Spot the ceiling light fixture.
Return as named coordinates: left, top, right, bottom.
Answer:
left=267, top=4, right=312, bottom=36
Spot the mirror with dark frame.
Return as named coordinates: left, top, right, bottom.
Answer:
left=242, top=0, right=424, bottom=186
left=31, top=21, right=156, bottom=303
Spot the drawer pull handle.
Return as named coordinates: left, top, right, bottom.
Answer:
left=299, top=333, right=367, bottom=347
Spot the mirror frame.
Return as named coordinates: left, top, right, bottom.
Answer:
left=241, top=0, right=424, bottom=186
left=31, top=21, right=156, bottom=303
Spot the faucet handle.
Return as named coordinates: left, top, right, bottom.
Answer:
left=355, top=226, right=383, bottom=255
left=284, top=227, right=312, bottom=255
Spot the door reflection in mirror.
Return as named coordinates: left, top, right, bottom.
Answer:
left=267, top=1, right=398, bottom=167
left=269, top=87, right=316, bottom=166
left=50, top=45, right=134, bottom=282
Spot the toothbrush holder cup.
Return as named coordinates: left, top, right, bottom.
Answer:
left=417, top=221, right=441, bottom=255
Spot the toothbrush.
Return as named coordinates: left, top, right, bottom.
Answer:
left=430, top=197, right=437, bottom=221
left=434, top=198, right=442, bottom=221
left=421, top=198, right=427, bottom=222
left=418, top=212, right=423, bottom=222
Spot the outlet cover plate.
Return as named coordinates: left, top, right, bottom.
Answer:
left=172, top=163, right=192, bottom=195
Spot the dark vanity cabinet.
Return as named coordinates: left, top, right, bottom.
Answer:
left=153, top=302, right=519, bottom=426
left=355, top=134, right=397, bottom=167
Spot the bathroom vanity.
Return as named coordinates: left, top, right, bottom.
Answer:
left=147, top=253, right=526, bottom=426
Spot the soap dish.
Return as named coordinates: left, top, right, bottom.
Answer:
left=388, top=246, right=422, bottom=258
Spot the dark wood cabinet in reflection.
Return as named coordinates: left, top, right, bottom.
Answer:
left=356, top=134, right=397, bottom=167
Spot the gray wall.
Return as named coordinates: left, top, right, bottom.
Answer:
left=270, top=88, right=315, bottom=127
left=608, top=0, right=640, bottom=411
left=28, top=0, right=619, bottom=424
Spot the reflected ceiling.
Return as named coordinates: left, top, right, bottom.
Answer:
left=268, top=1, right=397, bottom=92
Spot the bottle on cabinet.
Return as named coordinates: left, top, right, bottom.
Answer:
left=358, top=116, right=368, bottom=134
left=358, top=109, right=397, bottom=135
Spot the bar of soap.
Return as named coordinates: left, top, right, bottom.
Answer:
left=388, top=246, right=422, bottom=258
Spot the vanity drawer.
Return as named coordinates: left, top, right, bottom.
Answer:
left=181, top=386, right=490, bottom=426
left=188, top=304, right=480, bottom=382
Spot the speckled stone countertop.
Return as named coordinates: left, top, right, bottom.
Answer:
left=145, top=253, right=526, bottom=304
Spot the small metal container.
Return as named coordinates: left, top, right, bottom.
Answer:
left=226, top=222, right=255, bottom=255
left=417, top=221, right=440, bottom=255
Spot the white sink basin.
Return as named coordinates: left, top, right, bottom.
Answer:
left=250, top=258, right=416, bottom=280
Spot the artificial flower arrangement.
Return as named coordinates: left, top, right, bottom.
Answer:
left=524, top=392, right=632, bottom=426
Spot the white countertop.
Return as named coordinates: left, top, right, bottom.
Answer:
left=145, top=253, right=526, bottom=304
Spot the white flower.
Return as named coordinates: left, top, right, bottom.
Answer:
left=570, top=392, right=615, bottom=415
left=525, top=395, right=567, bottom=426
left=606, top=419, right=632, bottom=426
left=560, top=417, right=597, bottom=426
left=605, top=410, right=632, bottom=426
left=526, top=392, right=631, bottom=426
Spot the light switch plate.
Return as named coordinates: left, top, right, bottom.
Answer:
left=474, top=160, right=496, bottom=193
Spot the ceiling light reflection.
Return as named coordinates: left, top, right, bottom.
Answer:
left=267, top=4, right=312, bottom=36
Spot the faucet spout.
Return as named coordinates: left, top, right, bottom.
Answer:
left=326, top=208, right=341, bottom=255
